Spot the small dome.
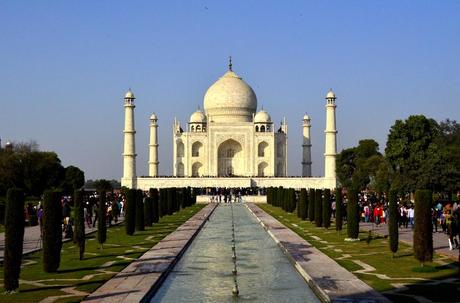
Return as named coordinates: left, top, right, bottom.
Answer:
left=190, top=110, right=206, bottom=123
left=125, top=89, right=135, bottom=99
left=150, top=113, right=158, bottom=120
left=254, top=110, right=271, bottom=123
left=203, top=70, right=257, bottom=122
left=303, top=114, right=310, bottom=120
left=326, top=89, right=336, bottom=99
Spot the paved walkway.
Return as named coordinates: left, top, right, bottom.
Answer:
left=246, top=203, right=391, bottom=303
left=82, top=203, right=217, bottom=303
left=360, top=222, right=459, bottom=260
left=0, top=215, right=124, bottom=261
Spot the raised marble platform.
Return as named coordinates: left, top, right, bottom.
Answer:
left=126, top=176, right=337, bottom=190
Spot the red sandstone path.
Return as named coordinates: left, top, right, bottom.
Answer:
left=360, top=222, right=459, bottom=260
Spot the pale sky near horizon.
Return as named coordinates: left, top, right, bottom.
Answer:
left=1, top=1, right=459, bottom=180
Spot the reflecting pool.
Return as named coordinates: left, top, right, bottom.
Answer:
left=151, top=203, right=320, bottom=303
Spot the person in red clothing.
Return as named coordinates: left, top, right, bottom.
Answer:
left=374, top=205, right=382, bottom=226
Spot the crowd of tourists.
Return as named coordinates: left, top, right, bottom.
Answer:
left=29, top=192, right=126, bottom=240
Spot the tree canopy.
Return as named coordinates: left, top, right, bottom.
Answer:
left=336, top=139, right=384, bottom=191
left=385, top=115, right=457, bottom=193
left=0, top=141, right=85, bottom=197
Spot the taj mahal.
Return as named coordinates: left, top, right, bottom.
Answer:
left=121, top=60, right=338, bottom=190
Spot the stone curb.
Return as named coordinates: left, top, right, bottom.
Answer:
left=246, top=203, right=391, bottom=303
left=82, top=203, right=217, bottom=303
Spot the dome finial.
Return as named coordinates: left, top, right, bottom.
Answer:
left=228, top=56, right=233, bottom=71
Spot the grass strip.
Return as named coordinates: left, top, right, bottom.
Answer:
left=0, top=204, right=205, bottom=303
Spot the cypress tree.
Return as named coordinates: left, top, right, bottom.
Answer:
left=314, top=189, right=323, bottom=227
left=42, top=190, right=63, bottom=273
left=135, top=190, right=145, bottom=231
left=335, top=188, right=343, bottom=232
left=323, top=189, right=331, bottom=229
left=413, top=189, right=433, bottom=266
left=150, top=188, right=160, bottom=223
left=277, top=186, right=283, bottom=208
left=283, top=188, right=289, bottom=211
left=347, top=189, right=360, bottom=239
left=298, top=189, right=307, bottom=220
left=159, top=188, right=166, bottom=217
left=388, top=189, right=399, bottom=257
left=267, top=186, right=273, bottom=205
left=4, top=188, right=25, bottom=291
left=308, top=188, right=315, bottom=221
left=125, top=188, right=136, bottom=235
left=97, top=191, right=107, bottom=248
left=73, top=190, right=85, bottom=260
left=144, top=196, right=153, bottom=227
left=291, top=188, right=297, bottom=213
left=167, top=188, right=174, bottom=215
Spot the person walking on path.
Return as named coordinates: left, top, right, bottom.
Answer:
left=408, top=205, right=415, bottom=229
left=447, top=211, right=459, bottom=250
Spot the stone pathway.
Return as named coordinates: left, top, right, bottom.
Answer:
left=360, top=222, right=459, bottom=260
left=246, top=203, right=391, bottom=303
left=0, top=215, right=124, bottom=261
left=82, top=203, right=217, bottom=303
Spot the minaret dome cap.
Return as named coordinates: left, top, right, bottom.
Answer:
left=150, top=113, right=158, bottom=120
left=326, top=89, right=336, bottom=99
left=125, top=89, right=135, bottom=99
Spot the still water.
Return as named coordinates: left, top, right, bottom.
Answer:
left=151, top=203, right=320, bottom=303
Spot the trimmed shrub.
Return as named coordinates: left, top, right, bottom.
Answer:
left=97, top=191, right=107, bottom=248
left=135, top=190, right=145, bottom=231
left=4, top=188, right=25, bottom=291
left=323, top=189, right=331, bottom=229
left=314, top=189, right=323, bottom=227
left=298, top=189, right=307, bottom=220
left=388, top=189, right=399, bottom=257
left=347, top=189, right=360, bottom=239
left=73, top=190, right=85, bottom=260
left=150, top=188, right=160, bottom=223
left=414, top=189, right=433, bottom=266
left=43, top=190, right=63, bottom=273
left=125, top=189, right=136, bottom=235
left=308, top=188, right=315, bottom=222
left=335, top=188, right=343, bottom=232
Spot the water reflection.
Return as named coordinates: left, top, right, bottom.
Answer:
left=151, top=204, right=320, bottom=303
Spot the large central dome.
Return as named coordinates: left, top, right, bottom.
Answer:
left=203, top=70, right=257, bottom=122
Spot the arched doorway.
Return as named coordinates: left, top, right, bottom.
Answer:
left=258, top=162, right=268, bottom=177
left=217, top=139, right=243, bottom=176
left=192, top=162, right=203, bottom=177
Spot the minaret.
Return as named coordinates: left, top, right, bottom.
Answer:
left=148, top=113, right=159, bottom=177
left=324, top=89, right=337, bottom=179
left=302, top=114, right=312, bottom=177
left=122, top=89, right=137, bottom=188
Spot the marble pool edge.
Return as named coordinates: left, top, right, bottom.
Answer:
left=82, top=203, right=218, bottom=303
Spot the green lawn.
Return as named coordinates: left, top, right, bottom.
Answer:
left=0, top=204, right=205, bottom=303
left=259, top=204, right=460, bottom=303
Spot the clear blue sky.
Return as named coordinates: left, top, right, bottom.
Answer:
left=1, top=1, right=459, bottom=180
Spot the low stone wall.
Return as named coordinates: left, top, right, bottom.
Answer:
left=196, top=195, right=266, bottom=203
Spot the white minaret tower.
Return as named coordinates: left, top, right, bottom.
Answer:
left=122, top=89, right=137, bottom=188
left=302, top=114, right=312, bottom=177
left=148, top=113, right=159, bottom=177
left=324, top=89, right=337, bottom=179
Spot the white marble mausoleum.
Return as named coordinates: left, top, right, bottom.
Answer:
left=121, top=60, right=338, bottom=190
